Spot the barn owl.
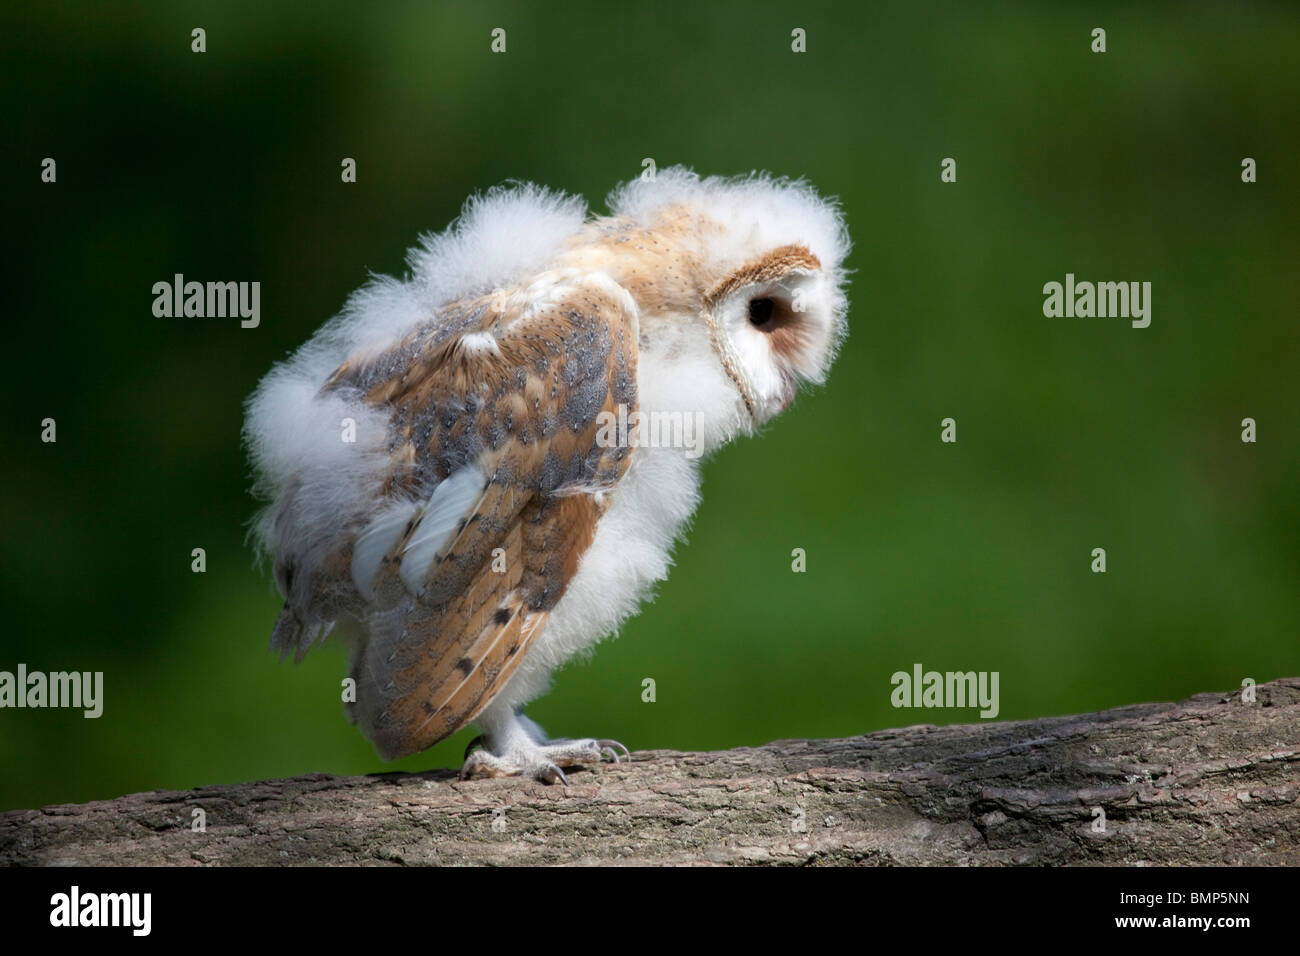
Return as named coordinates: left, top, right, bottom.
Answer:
left=244, top=167, right=849, bottom=783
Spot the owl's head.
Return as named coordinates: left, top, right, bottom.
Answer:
left=600, top=168, right=851, bottom=433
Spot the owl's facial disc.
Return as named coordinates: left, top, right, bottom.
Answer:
left=704, top=247, right=836, bottom=424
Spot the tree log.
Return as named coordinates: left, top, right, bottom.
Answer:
left=2, top=679, right=1296, bottom=866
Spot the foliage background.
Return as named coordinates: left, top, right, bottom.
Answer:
left=2, top=1, right=1296, bottom=811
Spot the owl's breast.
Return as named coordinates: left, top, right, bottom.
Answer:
left=489, top=443, right=704, bottom=711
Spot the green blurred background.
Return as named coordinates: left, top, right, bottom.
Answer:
left=2, top=1, right=1296, bottom=812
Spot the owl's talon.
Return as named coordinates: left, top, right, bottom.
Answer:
left=597, top=739, right=630, bottom=761
left=463, top=734, right=486, bottom=760
left=537, top=763, right=569, bottom=786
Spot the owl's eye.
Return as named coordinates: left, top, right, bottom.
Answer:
left=748, top=298, right=776, bottom=327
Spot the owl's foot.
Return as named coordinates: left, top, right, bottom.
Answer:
left=459, top=720, right=629, bottom=784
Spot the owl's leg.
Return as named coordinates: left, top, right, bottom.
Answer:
left=459, top=708, right=628, bottom=784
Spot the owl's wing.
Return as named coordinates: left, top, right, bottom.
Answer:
left=276, top=273, right=639, bottom=760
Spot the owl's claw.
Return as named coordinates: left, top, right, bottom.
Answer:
left=537, top=763, right=569, bottom=786
left=597, top=739, right=630, bottom=762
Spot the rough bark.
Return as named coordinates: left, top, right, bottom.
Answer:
left=2, top=679, right=1296, bottom=866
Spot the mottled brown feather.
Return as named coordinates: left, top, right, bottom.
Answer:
left=315, top=274, right=637, bottom=759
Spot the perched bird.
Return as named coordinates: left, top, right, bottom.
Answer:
left=244, top=168, right=850, bottom=782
